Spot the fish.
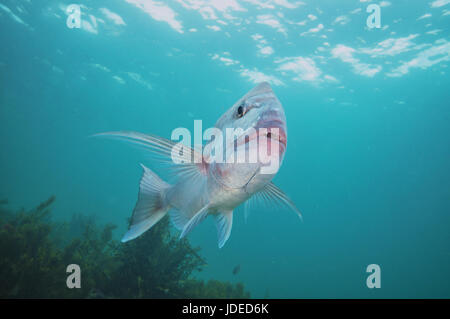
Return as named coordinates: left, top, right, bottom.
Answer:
left=96, top=82, right=302, bottom=248
left=232, top=264, right=241, bottom=275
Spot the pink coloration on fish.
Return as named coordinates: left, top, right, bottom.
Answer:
left=96, top=82, right=301, bottom=248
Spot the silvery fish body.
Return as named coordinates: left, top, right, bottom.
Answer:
left=98, top=82, right=301, bottom=248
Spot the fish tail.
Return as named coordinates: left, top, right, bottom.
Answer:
left=121, top=164, right=170, bottom=242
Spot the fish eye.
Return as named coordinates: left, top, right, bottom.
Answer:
left=237, top=105, right=244, bottom=118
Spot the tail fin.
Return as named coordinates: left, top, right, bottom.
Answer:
left=121, top=164, right=170, bottom=242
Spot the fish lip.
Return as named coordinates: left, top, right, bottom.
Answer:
left=235, top=124, right=287, bottom=149
left=231, top=115, right=287, bottom=152
left=255, top=118, right=287, bottom=149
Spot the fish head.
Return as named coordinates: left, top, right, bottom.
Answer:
left=209, top=82, right=287, bottom=192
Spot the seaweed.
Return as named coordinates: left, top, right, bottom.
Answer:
left=108, top=217, right=206, bottom=298
left=0, top=196, right=65, bottom=298
left=0, top=197, right=250, bottom=299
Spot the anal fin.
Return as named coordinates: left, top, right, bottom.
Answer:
left=179, top=205, right=210, bottom=239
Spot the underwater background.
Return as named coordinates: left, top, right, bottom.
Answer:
left=0, top=0, right=449, bottom=298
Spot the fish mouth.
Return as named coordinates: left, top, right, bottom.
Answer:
left=256, top=118, right=287, bottom=149
left=234, top=118, right=287, bottom=153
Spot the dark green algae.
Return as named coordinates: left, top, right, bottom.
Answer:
left=0, top=197, right=250, bottom=299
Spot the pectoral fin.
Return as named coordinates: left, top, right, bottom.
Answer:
left=257, top=182, right=303, bottom=220
left=243, top=200, right=250, bottom=224
left=215, top=211, right=233, bottom=249
left=93, top=131, right=207, bottom=179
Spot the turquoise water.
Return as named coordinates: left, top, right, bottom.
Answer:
left=1, top=0, right=449, bottom=298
